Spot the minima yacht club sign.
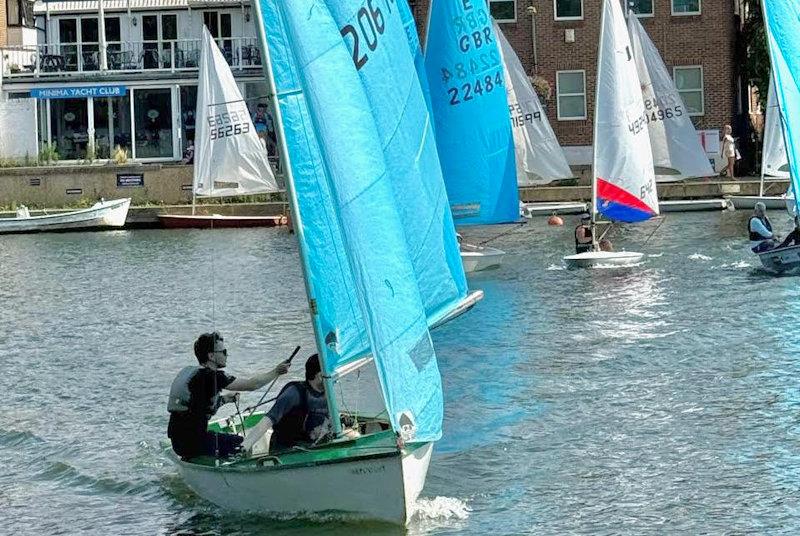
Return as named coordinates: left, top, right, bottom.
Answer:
left=30, top=86, right=127, bottom=99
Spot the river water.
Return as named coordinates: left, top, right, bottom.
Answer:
left=3, top=210, right=800, bottom=535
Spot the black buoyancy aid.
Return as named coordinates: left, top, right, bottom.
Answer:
left=271, top=381, right=309, bottom=449
left=575, top=224, right=593, bottom=247
left=749, top=216, right=773, bottom=242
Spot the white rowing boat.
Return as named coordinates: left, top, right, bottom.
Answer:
left=0, top=198, right=130, bottom=234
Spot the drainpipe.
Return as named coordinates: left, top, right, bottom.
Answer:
left=526, top=4, right=538, bottom=74
left=98, top=0, right=108, bottom=70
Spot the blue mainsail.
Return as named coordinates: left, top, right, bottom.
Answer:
left=397, top=0, right=433, bottom=112
left=327, top=0, right=467, bottom=324
left=259, top=0, right=461, bottom=441
left=424, top=0, right=518, bottom=224
left=763, top=0, right=800, bottom=216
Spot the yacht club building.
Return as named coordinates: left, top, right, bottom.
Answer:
left=0, top=0, right=270, bottom=163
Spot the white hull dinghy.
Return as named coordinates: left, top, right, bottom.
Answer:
left=520, top=202, right=588, bottom=217
left=170, top=418, right=431, bottom=525
left=658, top=199, right=728, bottom=212
left=757, top=244, right=800, bottom=274
left=0, top=198, right=130, bottom=234
left=728, top=195, right=788, bottom=210
left=460, top=242, right=505, bottom=273
left=564, top=250, right=644, bottom=269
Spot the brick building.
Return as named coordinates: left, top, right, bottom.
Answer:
left=410, top=0, right=739, bottom=164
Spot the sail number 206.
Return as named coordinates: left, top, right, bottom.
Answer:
left=340, top=0, right=396, bottom=71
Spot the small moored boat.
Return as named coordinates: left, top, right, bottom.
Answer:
left=158, top=213, right=287, bottom=229
left=564, top=250, right=644, bottom=269
left=460, top=242, right=505, bottom=273
left=0, top=198, right=130, bottom=234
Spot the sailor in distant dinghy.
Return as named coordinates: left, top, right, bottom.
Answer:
left=748, top=202, right=778, bottom=253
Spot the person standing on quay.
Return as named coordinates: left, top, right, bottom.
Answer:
left=720, top=125, right=737, bottom=180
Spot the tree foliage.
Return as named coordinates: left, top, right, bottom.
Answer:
left=742, top=0, right=770, bottom=109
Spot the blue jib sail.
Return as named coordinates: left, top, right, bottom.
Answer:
left=424, top=0, right=518, bottom=224
left=260, top=0, right=465, bottom=441
left=763, top=0, right=800, bottom=216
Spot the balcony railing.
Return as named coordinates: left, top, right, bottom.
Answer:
left=1, top=37, right=262, bottom=78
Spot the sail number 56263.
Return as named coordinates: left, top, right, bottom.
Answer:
left=340, top=0, right=396, bottom=70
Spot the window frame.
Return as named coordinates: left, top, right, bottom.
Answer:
left=6, top=0, right=35, bottom=28
left=553, top=0, right=584, bottom=21
left=672, top=65, right=705, bottom=116
left=629, top=0, right=655, bottom=18
left=556, top=69, right=587, bottom=121
left=489, top=0, right=517, bottom=23
left=671, top=0, right=701, bottom=16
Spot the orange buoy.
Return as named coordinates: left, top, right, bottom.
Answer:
left=548, top=215, right=564, bottom=226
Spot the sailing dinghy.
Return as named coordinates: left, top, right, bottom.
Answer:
left=424, top=1, right=520, bottom=273
left=563, top=0, right=658, bottom=269
left=158, top=28, right=283, bottom=229
left=169, top=0, right=479, bottom=524
left=753, top=0, right=800, bottom=274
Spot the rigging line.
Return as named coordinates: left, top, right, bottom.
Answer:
left=477, top=220, right=528, bottom=246
left=642, top=215, right=667, bottom=249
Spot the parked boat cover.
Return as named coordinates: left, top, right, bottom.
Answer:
left=494, top=21, right=571, bottom=185
left=260, top=0, right=468, bottom=441
left=627, top=14, right=712, bottom=182
left=194, top=28, right=278, bottom=197
left=763, top=0, right=800, bottom=216
left=424, top=0, right=519, bottom=224
left=762, top=76, right=790, bottom=179
left=594, top=0, right=658, bottom=222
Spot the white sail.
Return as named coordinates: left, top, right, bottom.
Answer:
left=627, top=14, right=713, bottom=182
left=593, top=0, right=658, bottom=222
left=762, top=75, right=791, bottom=179
left=494, top=21, right=572, bottom=185
left=193, top=27, right=278, bottom=197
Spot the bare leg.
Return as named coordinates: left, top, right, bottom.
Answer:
left=727, top=157, right=735, bottom=180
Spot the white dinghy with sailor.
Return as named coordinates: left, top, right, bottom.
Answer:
left=753, top=0, right=800, bottom=275
left=563, top=0, right=659, bottom=269
left=168, top=0, right=481, bottom=525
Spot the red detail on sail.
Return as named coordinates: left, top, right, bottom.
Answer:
left=596, top=177, right=655, bottom=214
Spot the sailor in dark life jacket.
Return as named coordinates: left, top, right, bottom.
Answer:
left=242, top=354, right=359, bottom=455
left=748, top=202, right=777, bottom=253
left=776, top=215, right=800, bottom=249
left=575, top=213, right=594, bottom=253
left=167, top=331, right=290, bottom=460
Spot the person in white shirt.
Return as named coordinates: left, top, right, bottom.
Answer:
left=720, top=125, right=736, bottom=180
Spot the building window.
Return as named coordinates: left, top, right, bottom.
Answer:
left=489, top=0, right=516, bottom=22
left=50, top=98, right=90, bottom=160
left=672, top=0, right=700, bottom=15
left=556, top=70, right=586, bottom=120
left=629, top=0, right=654, bottom=16
left=554, top=0, right=583, bottom=20
left=93, top=95, right=132, bottom=159
left=6, top=0, right=34, bottom=27
left=673, top=66, right=704, bottom=115
left=134, top=88, right=174, bottom=158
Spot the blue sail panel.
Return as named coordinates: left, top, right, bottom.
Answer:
left=424, top=1, right=518, bottom=225
left=326, top=0, right=468, bottom=324
left=763, top=0, right=800, bottom=216
left=266, top=0, right=445, bottom=442
left=397, top=0, right=433, bottom=113
left=260, top=1, right=369, bottom=371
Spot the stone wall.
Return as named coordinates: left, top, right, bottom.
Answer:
left=0, top=163, right=199, bottom=207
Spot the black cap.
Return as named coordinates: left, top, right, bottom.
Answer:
left=305, top=353, right=321, bottom=381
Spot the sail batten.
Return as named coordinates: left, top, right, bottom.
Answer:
left=193, top=27, right=278, bottom=197
left=593, top=0, right=658, bottom=223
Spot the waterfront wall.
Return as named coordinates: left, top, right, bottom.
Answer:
left=0, top=163, right=200, bottom=207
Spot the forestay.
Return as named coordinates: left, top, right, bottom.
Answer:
left=494, top=21, right=571, bottom=185
left=593, top=0, right=658, bottom=223
left=763, top=0, right=800, bottom=216
left=424, top=0, right=518, bottom=224
left=762, top=76, right=790, bottom=179
left=259, top=0, right=459, bottom=441
left=193, top=28, right=278, bottom=197
left=627, top=14, right=712, bottom=182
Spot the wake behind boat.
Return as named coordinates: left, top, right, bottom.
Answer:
left=0, top=198, right=130, bottom=234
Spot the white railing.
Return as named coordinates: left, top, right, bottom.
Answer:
left=1, top=37, right=262, bottom=78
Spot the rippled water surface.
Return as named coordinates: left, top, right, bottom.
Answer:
left=3, top=210, right=800, bottom=535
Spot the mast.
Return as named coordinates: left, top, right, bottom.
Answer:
left=249, top=0, right=343, bottom=436
left=590, top=0, right=610, bottom=248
